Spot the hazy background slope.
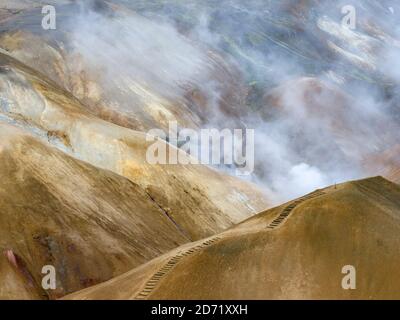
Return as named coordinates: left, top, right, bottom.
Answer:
left=1, top=0, right=399, bottom=201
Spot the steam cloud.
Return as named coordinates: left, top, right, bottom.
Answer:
left=66, top=0, right=400, bottom=202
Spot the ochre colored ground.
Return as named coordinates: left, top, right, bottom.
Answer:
left=65, top=177, right=400, bottom=300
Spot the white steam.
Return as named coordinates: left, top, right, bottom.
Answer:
left=65, top=0, right=400, bottom=202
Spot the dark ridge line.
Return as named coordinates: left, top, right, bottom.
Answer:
left=143, top=189, right=192, bottom=242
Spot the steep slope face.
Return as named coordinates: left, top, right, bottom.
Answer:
left=0, top=123, right=190, bottom=299
left=0, top=51, right=270, bottom=240
left=66, top=177, right=400, bottom=300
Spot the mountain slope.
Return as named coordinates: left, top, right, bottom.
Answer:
left=65, top=177, right=400, bottom=299
left=0, top=122, right=192, bottom=299
left=0, top=50, right=270, bottom=240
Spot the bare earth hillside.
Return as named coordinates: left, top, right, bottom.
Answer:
left=1, top=0, right=400, bottom=302
left=0, top=51, right=270, bottom=240
left=65, top=177, right=400, bottom=300
left=0, top=123, right=193, bottom=299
